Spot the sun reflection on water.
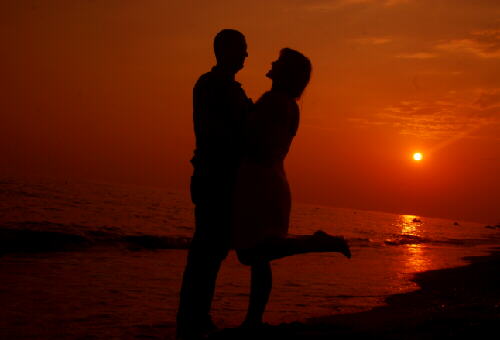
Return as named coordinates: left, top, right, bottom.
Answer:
left=404, top=243, right=429, bottom=272
left=398, top=215, right=431, bottom=273
left=400, top=214, right=422, bottom=236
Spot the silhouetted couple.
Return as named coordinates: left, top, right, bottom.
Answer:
left=176, top=29, right=351, bottom=340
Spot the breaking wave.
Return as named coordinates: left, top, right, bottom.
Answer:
left=0, top=221, right=191, bottom=256
left=1, top=220, right=498, bottom=256
left=383, top=233, right=499, bottom=247
left=384, top=234, right=430, bottom=246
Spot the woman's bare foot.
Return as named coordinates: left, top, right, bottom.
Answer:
left=239, top=320, right=272, bottom=329
left=313, top=230, right=351, bottom=259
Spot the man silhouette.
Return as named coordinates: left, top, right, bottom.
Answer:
left=176, top=29, right=251, bottom=339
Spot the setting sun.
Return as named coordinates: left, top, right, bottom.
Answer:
left=413, top=152, right=423, bottom=161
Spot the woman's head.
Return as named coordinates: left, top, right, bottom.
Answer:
left=266, top=48, right=312, bottom=99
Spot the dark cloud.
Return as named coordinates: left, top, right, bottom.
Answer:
left=436, top=29, right=500, bottom=58
left=475, top=89, right=500, bottom=108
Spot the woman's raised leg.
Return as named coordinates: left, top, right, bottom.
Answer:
left=243, top=230, right=351, bottom=264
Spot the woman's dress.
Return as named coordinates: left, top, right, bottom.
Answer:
left=231, top=90, right=299, bottom=250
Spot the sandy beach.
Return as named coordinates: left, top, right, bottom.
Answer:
left=211, top=248, right=500, bottom=340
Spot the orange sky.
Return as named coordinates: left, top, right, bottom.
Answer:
left=2, top=0, right=499, bottom=223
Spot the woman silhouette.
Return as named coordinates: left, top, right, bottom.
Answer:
left=232, top=48, right=351, bottom=328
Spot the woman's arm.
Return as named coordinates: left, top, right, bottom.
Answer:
left=245, top=93, right=297, bottom=163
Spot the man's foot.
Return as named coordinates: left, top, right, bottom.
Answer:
left=313, top=230, right=351, bottom=259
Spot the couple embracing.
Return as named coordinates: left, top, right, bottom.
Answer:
left=177, top=29, right=351, bottom=340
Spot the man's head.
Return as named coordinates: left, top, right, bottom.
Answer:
left=214, top=29, right=247, bottom=73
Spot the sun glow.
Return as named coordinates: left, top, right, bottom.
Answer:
left=413, top=152, right=423, bottom=161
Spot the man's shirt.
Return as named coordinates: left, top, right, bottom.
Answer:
left=191, top=66, right=252, bottom=177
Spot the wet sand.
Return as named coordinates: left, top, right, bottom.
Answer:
left=211, top=247, right=500, bottom=339
left=1, top=247, right=498, bottom=339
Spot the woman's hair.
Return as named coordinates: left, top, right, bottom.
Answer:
left=275, top=48, right=312, bottom=99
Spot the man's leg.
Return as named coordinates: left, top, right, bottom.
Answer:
left=176, top=203, right=229, bottom=338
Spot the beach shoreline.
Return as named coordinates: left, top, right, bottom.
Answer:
left=211, top=247, right=500, bottom=339
left=0, top=246, right=498, bottom=339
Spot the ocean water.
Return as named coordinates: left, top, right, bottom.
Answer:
left=1, top=177, right=499, bottom=339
